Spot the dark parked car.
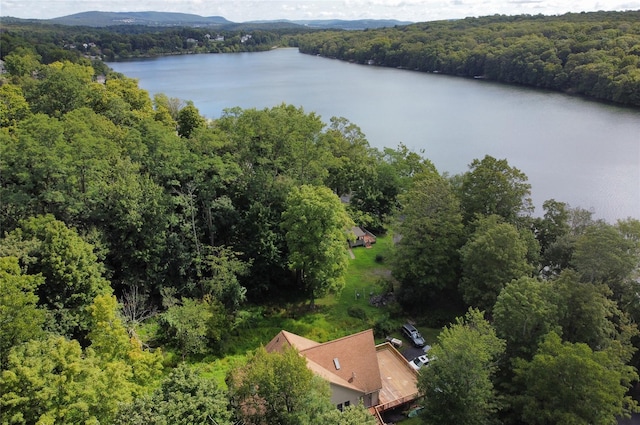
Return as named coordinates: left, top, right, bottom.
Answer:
left=401, top=323, right=426, bottom=347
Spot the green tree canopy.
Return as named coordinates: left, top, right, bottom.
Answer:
left=87, top=294, right=163, bottom=389
left=227, top=346, right=334, bottom=425
left=115, top=363, right=232, bottom=425
left=418, top=308, right=506, bottom=425
left=159, top=297, right=215, bottom=359
left=320, top=116, right=372, bottom=197
left=176, top=101, right=206, bottom=138
left=513, top=331, right=638, bottom=425
left=0, top=335, right=134, bottom=425
left=392, top=169, right=464, bottom=312
left=458, top=155, right=533, bottom=224
left=25, top=60, right=94, bottom=118
left=199, top=245, right=250, bottom=310
left=571, top=221, right=638, bottom=289
left=0, top=256, right=45, bottom=367
left=320, top=404, right=378, bottom=425
left=459, top=215, right=534, bottom=311
left=2, top=47, right=42, bottom=78
left=493, top=276, right=560, bottom=359
left=0, top=215, right=112, bottom=340
left=553, top=269, right=625, bottom=351
left=0, top=83, right=31, bottom=128
left=281, top=184, right=354, bottom=306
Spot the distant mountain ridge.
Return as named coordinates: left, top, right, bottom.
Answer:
left=43, top=11, right=411, bottom=29
left=49, top=11, right=231, bottom=27
left=264, top=19, right=412, bottom=30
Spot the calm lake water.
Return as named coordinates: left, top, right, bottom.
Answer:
left=108, top=48, right=640, bottom=222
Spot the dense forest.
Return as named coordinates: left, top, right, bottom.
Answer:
left=296, top=11, right=640, bottom=106
left=2, top=14, right=640, bottom=425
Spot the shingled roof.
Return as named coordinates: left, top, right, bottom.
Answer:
left=266, top=329, right=383, bottom=395
left=265, top=330, right=319, bottom=352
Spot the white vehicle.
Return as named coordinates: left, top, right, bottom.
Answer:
left=408, top=354, right=429, bottom=370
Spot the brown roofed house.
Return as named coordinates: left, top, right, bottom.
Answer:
left=266, top=329, right=388, bottom=411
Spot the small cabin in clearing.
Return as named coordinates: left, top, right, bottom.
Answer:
left=350, top=227, right=376, bottom=248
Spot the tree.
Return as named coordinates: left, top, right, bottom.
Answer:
left=87, top=294, right=163, bottom=389
left=534, top=199, right=570, bottom=255
left=613, top=219, right=640, bottom=321
left=0, top=83, right=31, bottom=128
left=26, top=60, right=93, bottom=117
left=320, top=404, right=378, bottom=425
left=281, top=184, right=354, bottom=306
left=234, top=187, right=291, bottom=297
left=493, top=276, right=560, bottom=359
left=177, top=101, right=206, bottom=138
left=321, top=116, right=372, bottom=197
left=513, top=332, right=638, bottom=425
left=459, top=215, right=534, bottom=311
left=553, top=269, right=622, bottom=351
left=349, top=156, right=399, bottom=231
left=0, top=335, right=134, bottom=425
left=0, top=215, right=112, bottom=340
left=0, top=256, right=45, bottom=367
left=227, top=346, right=334, bottom=425
left=1, top=113, right=73, bottom=228
left=200, top=245, right=250, bottom=310
left=393, top=169, right=464, bottom=311
left=534, top=199, right=571, bottom=277
left=114, top=363, right=233, bottom=425
left=458, top=155, right=533, bottom=224
left=152, top=93, right=181, bottom=127
left=159, top=297, right=212, bottom=359
left=418, top=308, right=505, bottom=425
left=350, top=144, right=434, bottom=231
left=571, top=221, right=637, bottom=289
left=539, top=205, right=597, bottom=277
left=2, top=47, right=42, bottom=77
left=95, top=158, right=171, bottom=293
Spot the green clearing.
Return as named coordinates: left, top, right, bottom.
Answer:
left=142, top=234, right=440, bottom=391
left=222, top=235, right=406, bottom=353
left=316, top=234, right=397, bottom=336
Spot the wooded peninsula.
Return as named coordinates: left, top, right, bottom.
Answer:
left=1, top=11, right=640, bottom=425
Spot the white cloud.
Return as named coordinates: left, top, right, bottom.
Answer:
left=1, top=0, right=633, bottom=21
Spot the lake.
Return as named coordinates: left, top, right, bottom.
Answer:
left=108, top=48, right=640, bottom=222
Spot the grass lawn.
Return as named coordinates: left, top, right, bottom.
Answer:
left=215, top=235, right=398, bottom=355
left=315, top=234, right=397, bottom=337
left=220, top=234, right=441, bottom=354
left=400, top=416, right=423, bottom=425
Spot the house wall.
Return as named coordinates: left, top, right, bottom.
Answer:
left=369, top=390, right=380, bottom=406
left=330, top=384, right=366, bottom=409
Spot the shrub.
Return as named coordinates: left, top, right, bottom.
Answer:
left=373, top=315, right=395, bottom=338
left=347, top=306, right=368, bottom=321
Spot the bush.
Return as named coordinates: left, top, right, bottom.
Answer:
left=373, top=315, right=395, bottom=338
left=347, top=306, right=368, bottom=321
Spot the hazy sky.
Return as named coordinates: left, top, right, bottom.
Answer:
left=2, top=0, right=638, bottom=22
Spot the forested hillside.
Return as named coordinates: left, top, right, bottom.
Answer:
left=296, top=10, right=640, bottom=106
left=2, top=19, right=640, bottom=425
left=0, top=20, right=299, bottom=60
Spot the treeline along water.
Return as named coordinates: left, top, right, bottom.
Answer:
left=108, top=48, right=640, bottom=222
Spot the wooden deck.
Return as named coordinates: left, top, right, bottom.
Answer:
left=375, top=343, right=419, bottom=412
